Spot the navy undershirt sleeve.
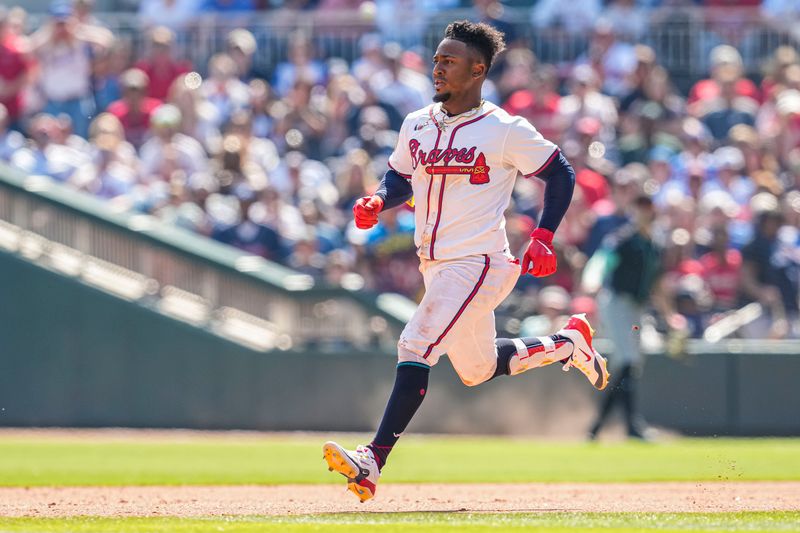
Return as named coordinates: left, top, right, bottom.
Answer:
left=374, top=169, right=414, bottom=210
left=532, top=150, right=575, bottom=233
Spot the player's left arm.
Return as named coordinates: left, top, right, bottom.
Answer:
left=504, top=117, right=575, bottom=277
left=520, top=150, right=575, bottom=276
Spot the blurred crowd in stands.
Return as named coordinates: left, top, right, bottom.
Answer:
left=0, top=0, right=799, bottom=340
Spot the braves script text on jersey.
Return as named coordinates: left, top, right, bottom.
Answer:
left=389, top=101, right=561, bottom=385
left=388, top=100, right=558, bottom=261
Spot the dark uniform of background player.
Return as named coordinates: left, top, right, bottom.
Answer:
left=588, top=194, right=684, bottom=441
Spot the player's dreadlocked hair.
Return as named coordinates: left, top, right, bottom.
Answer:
left=444, top=20, right=506, bottom=71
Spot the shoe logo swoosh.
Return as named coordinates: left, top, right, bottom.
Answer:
left=393, top=432, right=403, bottom=438
left=578, top=348, right=592, bottom=363
left=593, top=357, right=605, bottom=388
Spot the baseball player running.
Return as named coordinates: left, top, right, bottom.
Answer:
left=324, top=21, right=609, bottom=502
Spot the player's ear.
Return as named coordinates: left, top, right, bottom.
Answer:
left=472, top=62, right=487, bottom=79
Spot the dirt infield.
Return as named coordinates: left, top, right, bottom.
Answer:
left=1, top=482, right=799, bottom=517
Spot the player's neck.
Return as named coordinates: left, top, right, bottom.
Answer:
left=441, top=93, right=484, bottom=117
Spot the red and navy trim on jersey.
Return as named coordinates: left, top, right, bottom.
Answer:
left=423, top=254, right=491, bottom=359
left=387, top=161, right=412, bottom=180
left=428, top=175, right=447, bottom=260
left=523, top=148, right=560, bottom=179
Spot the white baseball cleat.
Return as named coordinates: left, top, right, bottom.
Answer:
left=557, top=313, right=610, bottom=390
left=322, top=441, right=380, bottom=503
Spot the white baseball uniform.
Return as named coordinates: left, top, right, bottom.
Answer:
left=388, top=101, right=560, bottom=385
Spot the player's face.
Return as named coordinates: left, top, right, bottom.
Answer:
left=432, top=39, right=485, bottom=104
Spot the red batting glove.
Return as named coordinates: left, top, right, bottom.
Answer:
left=353, top=195, right=385, bottom=229
left=521, top=227, right=557, bottom=277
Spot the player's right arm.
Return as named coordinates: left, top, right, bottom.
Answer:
left=353, top=170, right=413, bottom=229
left=353, top=116, right=415, bottom=230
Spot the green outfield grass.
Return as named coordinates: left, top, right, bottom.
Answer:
left=1, top=512, right=800, bottom=533
left=0, top=434, right=798, bottom=486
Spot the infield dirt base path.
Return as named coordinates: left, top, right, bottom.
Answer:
left=1, top=482, right=799, bottom=517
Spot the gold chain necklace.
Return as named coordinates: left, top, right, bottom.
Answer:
left=430, top=100, right=485, bottom=132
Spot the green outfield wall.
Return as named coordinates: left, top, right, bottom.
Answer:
left=1, top=250, right=798, bottom=436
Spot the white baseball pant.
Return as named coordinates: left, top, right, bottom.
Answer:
left=397, top=251, right=521, bottom=386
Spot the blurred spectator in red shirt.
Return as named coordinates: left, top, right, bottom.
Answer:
left=135, top=27, right=191, bottom=101
left=107, top=68, right=162, bottom=148
left=0, top=7, right=30, bottom=127
left=688, top=45, right=760, bottom=108
left=698, top=66, right=759, bottom=141
left=503, top=64, right=561, bottom=143
left=699, top=225, right=741, bottom=311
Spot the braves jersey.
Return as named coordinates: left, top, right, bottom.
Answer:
left=388, top=101, right=559, bottom=260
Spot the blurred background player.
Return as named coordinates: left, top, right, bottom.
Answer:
left=587, top=194, right=685, bottom=441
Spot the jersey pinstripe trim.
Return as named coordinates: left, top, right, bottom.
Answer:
left=423, top=123, right=444, bottom=229
left=423, top=254, right=491, bottom=359
left=523, top=148, right=560, bottom=178
left=428, top=108, right=496, bottom=260
left=429, top=175, right=447, bottom=260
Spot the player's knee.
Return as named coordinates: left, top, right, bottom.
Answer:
left=397, top=339, right=434, bottom=367
left=459, top=376, right=484, bottom=387
left=456, top=368, right=493, bottom=387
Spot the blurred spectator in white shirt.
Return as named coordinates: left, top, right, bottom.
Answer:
left=604, top=0, right=649, bottom=41
left=29, top=1, right=113, bottom=138
left=139, top=0, right=201, bottom=31
left=558, top=65, right=619, bottom=148
left=351, top=33, right=387, bottom=86
left=72, top=112, right=141, bottom=201
left=140, top=104, right=208, bottom=182
left=225, top=29, right=258, bottom=81
left=168, top=73, right=221, bottom=153
left=531, top=0, right=602, bottom=35
left=11, top=113, right=87, bottom=182
left=370, top=42, right=430, bottom=120
left=272, top=31, right=326, bottom=97
left=201, top=53, right=250, bottom=129
left=575, top=20, right=638, bottom=98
